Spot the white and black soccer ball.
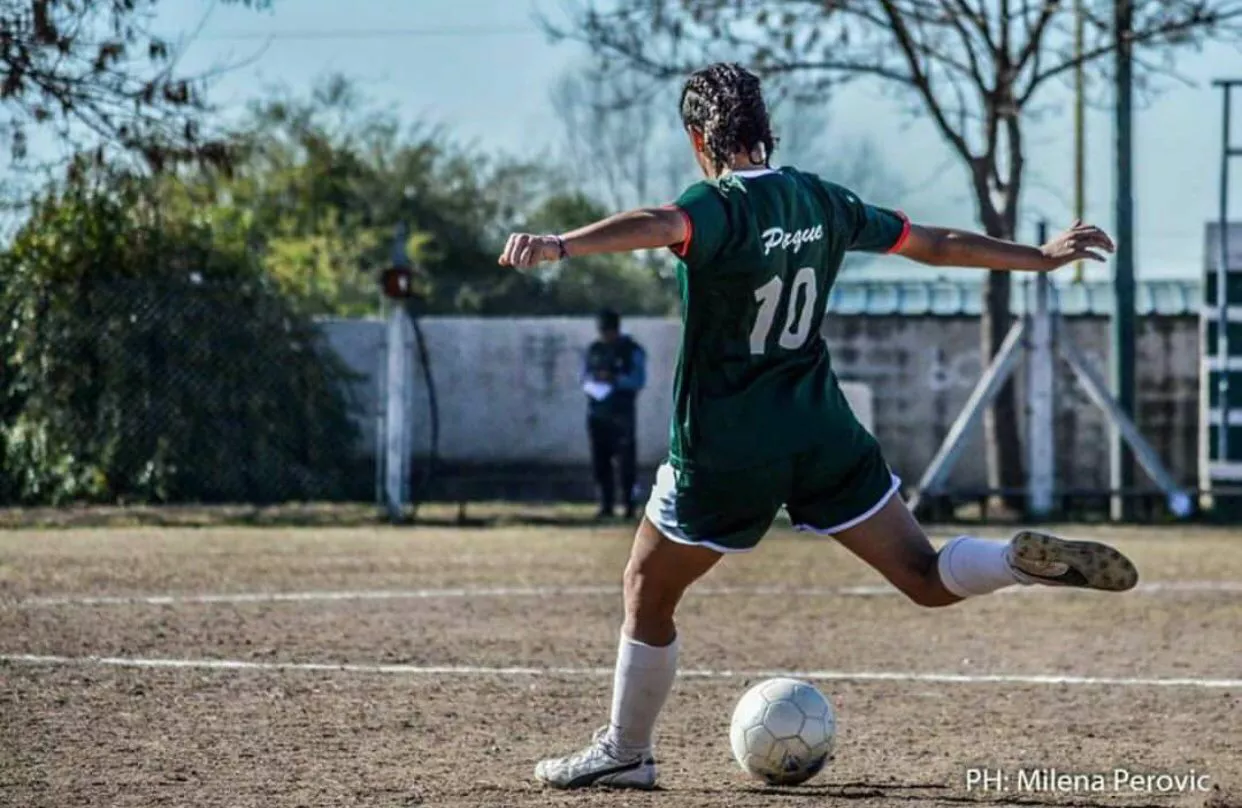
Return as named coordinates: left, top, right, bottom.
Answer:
left=729, top=677, right=836, bottom=786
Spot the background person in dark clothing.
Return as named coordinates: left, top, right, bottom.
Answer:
left=583, top=309, right=646, bottom=519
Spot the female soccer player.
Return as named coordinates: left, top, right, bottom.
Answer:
left=498, top=62, right=1137, bottom=791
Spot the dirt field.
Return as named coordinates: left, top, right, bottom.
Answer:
left=1, top=522, right=1239, bottom=808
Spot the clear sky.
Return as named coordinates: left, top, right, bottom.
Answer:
left=158, top=0, right=1242, bottom=279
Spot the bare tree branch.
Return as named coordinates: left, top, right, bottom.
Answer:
left=878, top=0, right=974, bottom=161
left=1014, top=0, right=1061, bottom=72
left=0, top=0, right=272, bottom=182
left=939, top=0, right=991, bottom=89
left=1021, top=3, right=1242, bottom=101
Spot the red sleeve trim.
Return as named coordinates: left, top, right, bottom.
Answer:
left=666, top=205, right=693, bottom=258
left=886, top=210, right=912, bottom=254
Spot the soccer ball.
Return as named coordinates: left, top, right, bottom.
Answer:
left=729, top=677, right=836, bottom=786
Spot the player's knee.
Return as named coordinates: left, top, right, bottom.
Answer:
left=622, top=560, right=673, bottom=616
left=893, top=545, right=957, bottom=608
left=622, top=559, right=679, bottom=637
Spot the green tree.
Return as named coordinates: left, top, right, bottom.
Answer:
left=184, top=76, right=676, bottom=316
left=501, top=191, right=677, bottom=315
left=0, top=168, right=363, bottom=505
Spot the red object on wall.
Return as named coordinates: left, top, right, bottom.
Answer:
left=380, top=266, right=414, bottom=299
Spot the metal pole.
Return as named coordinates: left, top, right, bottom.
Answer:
left=384, top=305, right=411, bottom=521
left=383, top=222, right=415, bottom=522
left=1217, top=83, right=1232, bottom=467
left=1072, top=0, right=1086, bottom=284
left=375, top=297, right=389, bottom=506
left=1027, top=221, right=1056, bottom=517
left=1110, top=0, right=1136, bottom=521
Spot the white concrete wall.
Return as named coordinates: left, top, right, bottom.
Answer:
left=321, top=317, right=873, bottom=467
left=320, top=314, right=1199, bottom=490
left=408, top=317, right=675, bottom=465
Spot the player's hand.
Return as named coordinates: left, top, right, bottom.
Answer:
left=499, top=233, right=563, bottom=269
left=1039, top=221, right=1116, bottom=269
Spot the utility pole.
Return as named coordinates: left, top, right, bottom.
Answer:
left=1110, top=0, right=1136, bottom=521
left=382, top=222, right=415, bottom=523
left=1072, top=0, right=1086, bottom=283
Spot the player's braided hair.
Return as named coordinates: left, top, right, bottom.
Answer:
left=679, top=63, right=776, bottom=175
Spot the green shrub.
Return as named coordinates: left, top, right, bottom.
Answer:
left=0, top=171, right=364, bottom=505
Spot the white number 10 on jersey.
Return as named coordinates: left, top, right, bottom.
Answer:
left=749, top=267, right=817, bottom=355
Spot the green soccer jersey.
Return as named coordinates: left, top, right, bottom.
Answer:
left=666, top=166, right=909, bottom=471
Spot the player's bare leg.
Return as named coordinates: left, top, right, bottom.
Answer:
left=535, top=516, right=722, bottom=789
left=830, top=495, right=961, bottom=606
left=832, top=496, right=1138, bottom=603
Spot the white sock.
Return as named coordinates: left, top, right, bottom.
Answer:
left=606, top=633, right=680, bottom=758
left=937, top=535, right=1023, bottom=598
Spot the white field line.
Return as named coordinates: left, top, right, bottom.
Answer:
left=11, top=579, right=1242, bottom=608
left=2, top=653, right=1239, bottom=689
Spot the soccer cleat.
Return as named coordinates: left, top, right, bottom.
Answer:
left=1006, top=530, right=1139, bottom=592
left=534, top=727, right=657, bottom=790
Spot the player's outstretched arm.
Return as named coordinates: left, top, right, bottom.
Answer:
left=893, top=220, right=1115, bottom=272
left=498, top=207, right=688, bottom=269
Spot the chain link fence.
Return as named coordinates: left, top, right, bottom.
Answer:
left=0, top=278, right=373, bottom=506
left=0, top=274, right=1203, bottom=510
